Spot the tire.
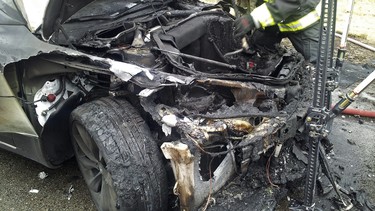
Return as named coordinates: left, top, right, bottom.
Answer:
left=70, top=97, right=167, bottom=211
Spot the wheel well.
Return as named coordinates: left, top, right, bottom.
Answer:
left=3, top=56, right=114, bottom=166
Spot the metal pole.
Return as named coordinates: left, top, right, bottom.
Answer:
left=339, top=0, right=355, bottom=48
left=331, top=70, right=375, bottom=116
left=335, top=0, right=355, bottom=68
left=336, top=33, right=375, bottom=52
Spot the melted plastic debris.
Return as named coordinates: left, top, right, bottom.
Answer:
left=67, top=185, right=74, bottom=200
left=38, top=171, right=48, bottom=180
left=29, top=189, right=39, bottom=194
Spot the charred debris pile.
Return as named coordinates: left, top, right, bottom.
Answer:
left=46, top=0, right=362, bottom=209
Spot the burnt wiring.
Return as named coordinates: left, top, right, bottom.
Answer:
left=1, top=76, right=69, bottom=107
left=208, top=37, right=230, bottom=63
left=186, top=118, right=284, bottom=157
left=228, top=141, right=238, bottom=174
left=150, top=0, right=167, bottom=34
left=200, top=144, right=237, bottom=210
left=72, top=73, right=118, bottom=91
left=188, top=135, right=259, bottom=157
left=161, top=45, right=305, bottom=85
left=84, top=78, right=123, bottom=91
left=202, top=157, right=214, bottom=211
left=202, top=144, right=226, bottom=150
left=201, top=142, right=238, bottom=173
left=266, top=147, right=279, bottom=188
left=193, top=112, right=285, bottom=119
left=0, top=95, right=47, bottom=105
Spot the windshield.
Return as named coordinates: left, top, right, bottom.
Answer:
left=69, top=0, right=137, bottom=21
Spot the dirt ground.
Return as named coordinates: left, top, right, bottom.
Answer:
left=335, top=0, right=375, bottom=65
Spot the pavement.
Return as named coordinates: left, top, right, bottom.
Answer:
left=0, top=153, right=95, bottom=210
left=320, top=116, right=375, bottom=210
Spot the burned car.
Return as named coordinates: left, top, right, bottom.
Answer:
left=0, top=0, right=313, bottom=210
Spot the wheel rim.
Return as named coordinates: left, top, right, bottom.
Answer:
left=71, top=121, right=118, bottom=210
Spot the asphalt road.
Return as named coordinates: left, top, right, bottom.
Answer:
left=319, top=116, right=375, bottom=209
left=0, top=152, right=95, bottom=210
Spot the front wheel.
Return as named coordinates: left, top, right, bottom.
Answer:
left=70, top=97, right=167, bottom=211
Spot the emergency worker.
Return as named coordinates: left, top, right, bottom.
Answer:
left=233, top=0, right=321, bottom=63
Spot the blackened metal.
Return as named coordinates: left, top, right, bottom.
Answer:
left=223, top=49, right=243, bottom=57
left=106, top=48, right=156, bottom=68
left=208, top=37, right=230, bottom=63
left=164, top=10, right=197, bottom=18
left=312, top=0, right=333, bottom=108
left=153, top=28, right=304, bottom=85
left=324, top=0, right=337, bottom=111
left=303, top=0, right=337, bottom=207
left=41, top=92, right=83, bottom=165
left=153, top=48, right=238, bottom=70
left=42, top=0, right=94, bottom=39
left=193, top=112, right=282, bottom=119
left=319, top=144, right=352, bottom=208
left=304, top=137, right=320, bottom=206
left=328, top=0, right=337, bottom=68
left=277, top=115, right=298, bottom=141
left=0, top=25, right=59, bottom=68
left=57, top=22, right=76, bottom=50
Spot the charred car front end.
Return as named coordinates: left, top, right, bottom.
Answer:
left=0, top=0, right=313, bottom=210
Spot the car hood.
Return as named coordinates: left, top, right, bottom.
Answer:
left=42, top=0, right=95, bottom=39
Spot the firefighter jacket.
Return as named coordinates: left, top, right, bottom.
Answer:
left=251, top=0, right=321, bottom=32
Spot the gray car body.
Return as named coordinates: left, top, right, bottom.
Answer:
left=0, top=0, right=190, bottom=167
